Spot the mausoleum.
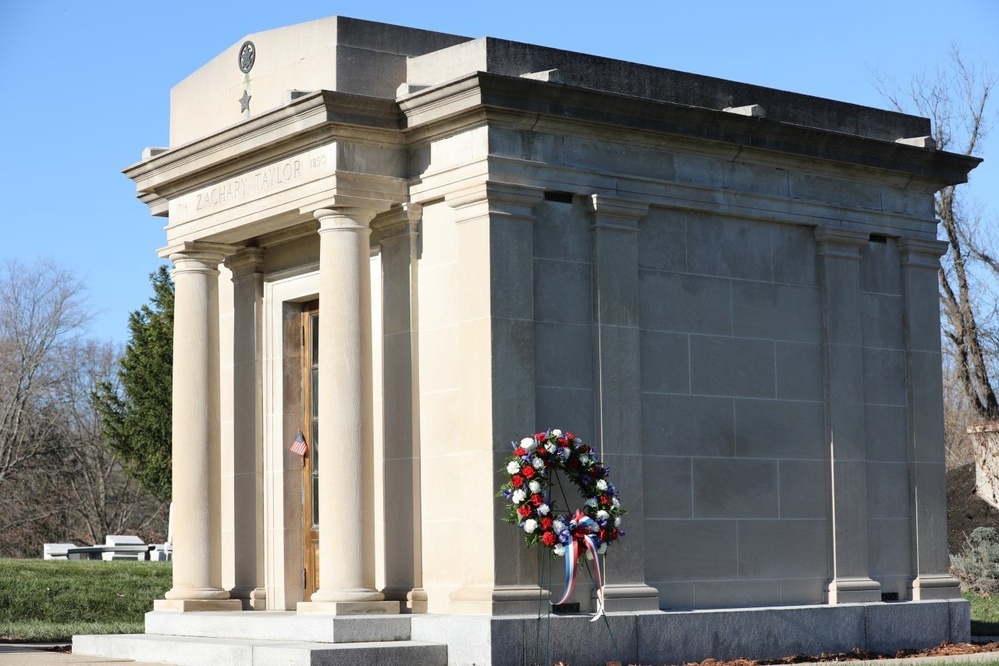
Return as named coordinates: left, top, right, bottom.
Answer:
left=76, top=16, right=981, bottom=666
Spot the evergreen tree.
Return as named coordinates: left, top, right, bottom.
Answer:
left=93, top=265, right=173, bottom=500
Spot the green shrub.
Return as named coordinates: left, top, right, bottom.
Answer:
left=951, top=527, right=999, bottom=594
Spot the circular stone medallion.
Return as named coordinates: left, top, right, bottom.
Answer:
left=238, top=41, right=256, bottom=74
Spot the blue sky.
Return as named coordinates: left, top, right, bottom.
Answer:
left=0, top=1, right=996, bottom=343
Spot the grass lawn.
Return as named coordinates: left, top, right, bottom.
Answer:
left=968, top=592, right=999, bottom=637
left=0, top=558, right=171, bottom=641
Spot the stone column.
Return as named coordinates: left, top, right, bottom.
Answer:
left=375, top=204, right=427, bottom=612
left=225, top=248, right=266, bottom=609
left=298, top=205, right=399, bottom=615
left=588, top=194, right=660, bottom=611
left=445, top=181, right=546, bottom=615
left=900, top=238, right=962, bottom=599
left=815, top=228, right=881, bottom=604
left=157, top=242, right=242, bottom=612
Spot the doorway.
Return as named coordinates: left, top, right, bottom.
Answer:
left=302, top=302, right=320, bottom=598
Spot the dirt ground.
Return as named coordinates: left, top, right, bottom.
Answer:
left=682, top=641, right=999, bottom=666
left=948, top=463, right=999, bottom=554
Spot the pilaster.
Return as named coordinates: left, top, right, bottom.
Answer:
left=588, top=194, right=659, bottom=612
left=900, top=238, right=961, bottom=599
left=156, top=241, right=242, bottom=612
left=224, top=247, right=267, bottom=609
left=444, top=181, right=546, bottom=615
left=815, top=228, right=881, bottom=604
left=374, top=204, right=427, bottom=613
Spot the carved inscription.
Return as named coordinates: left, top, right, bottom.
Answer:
left=170, top=146, right=333, bottom=223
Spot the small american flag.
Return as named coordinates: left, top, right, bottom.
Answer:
left=290, top=431, right=309, bottom=457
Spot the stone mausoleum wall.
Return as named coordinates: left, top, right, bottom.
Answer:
left=95, top=15, right=981, bottom=664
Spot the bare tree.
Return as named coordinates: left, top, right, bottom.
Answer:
left=0, top=260, right=167, bottom=557
left=877, top=47, right=998, bottom=422
left=54, top=340, right=167, bottom=545
left=0, top=258, right=89, bottom=486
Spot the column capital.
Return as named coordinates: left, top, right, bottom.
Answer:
left=159, top=240, right=240, bottom=265
left=588, top=194, right=649, bottom=231
left=900, top=237, right=948, bottom=269
left=224, top=247, right=266, bottom=278
left=444, top=180, right=545, bottom=223
left=372, top=203, right=423, bottom=243
left=814, top=227, right=868, bottom=259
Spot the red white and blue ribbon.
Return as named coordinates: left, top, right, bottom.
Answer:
left=554, top=510, right=605, bottom=621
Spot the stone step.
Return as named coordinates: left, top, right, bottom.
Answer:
left=73, top=633, right=448, bottom=666
left=143, top=610, right=410, bottom=643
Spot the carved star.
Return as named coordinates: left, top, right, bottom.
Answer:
left=239, top=90, right=251, bottom=113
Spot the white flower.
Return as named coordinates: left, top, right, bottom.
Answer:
left=552, top=520, right=566, bottom=532
left=553, top=544, right=565, bottom=556
left=511, top=489, right=526, bottom=504
left=551, top=429, right=562, bottom=437
left=579, top=454, right=590, bottom=464
left=538, top=503, right=550, bottom=515
left=612, top=497, right=620, bottom=508
left=506, top=461, right=521, bottom=475
left=521, top=437, right=537, bottom=452
left=523, top=519, right=538, bottom=534
left=544, top=441, right=556, bottom=453
left=597, top=543, right=607, bottom=555
left=596, top=479, right=608, bottom=491
left=614, top=517, right=622, bottom=527
left=585, top=498, right=598, bottom=508
left=532, top=457, right=545, bottom=470
left=528, top=480, right=541, bottom=493
left=596, top=510, right=609, bottom=521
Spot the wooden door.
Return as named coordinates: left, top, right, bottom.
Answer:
left=302, top=302, right=320, bottom=598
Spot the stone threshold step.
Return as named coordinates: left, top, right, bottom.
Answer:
left=143, top=610, right=410, bottom=643
left=73, top=633, right=447, bottom=666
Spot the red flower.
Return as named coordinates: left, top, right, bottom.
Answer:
left=600, top=495, right=611, bottom=506
left=599, top=528, right=609, bottom=541
left=568, top=458, right=580, bottom=469
left=580, top=445, right=591, bottom=454
left=514, top=447, right=527, bottom=456
left=535, top=432, right=546, bottom=442
left=566, top=432, right=575, bottom=440
left=541, top=517, right=553, bottom=530
left=510, top=475, right=524, bottom=488
left=530, top=493, right=543, bottom=506
left=557, top=437, right=568, bottom=447
left=517, top=505, right=532, bottom=518
left=522, top=465, right=536, bottom=479
left=542, top=531, right=557, bottom=547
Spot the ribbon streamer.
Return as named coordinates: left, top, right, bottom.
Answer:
left=554, top=510, right=605, bottom=621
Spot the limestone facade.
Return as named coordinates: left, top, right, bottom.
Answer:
left=124, top=16, right=980, bottom=617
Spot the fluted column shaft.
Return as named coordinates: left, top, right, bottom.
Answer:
left=158, top=243, right=242, bottom=612
left=299, top=206, right=398, bottom=615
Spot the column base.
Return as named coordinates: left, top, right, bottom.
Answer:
left=227, top=586, right=267, bottom=610
left=297, top=600, right=400, bottom=615
left=153, top=599, right=244, bottom=612
left=827, top=577, right=881, bottom=604
left=449, top=585, right=546, bottom=616
left=384, top=586, right=428, bottom=613
left=597, top=583, right=661, bottom=612
left=910, top=574, right=962, bottom=600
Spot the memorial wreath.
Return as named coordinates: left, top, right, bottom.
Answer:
left=499, top=428, right=624, bottom=616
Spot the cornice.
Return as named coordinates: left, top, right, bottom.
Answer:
left=398, top=72, right=981, bottom=189
left=125, top=91, right=403, bottom=215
